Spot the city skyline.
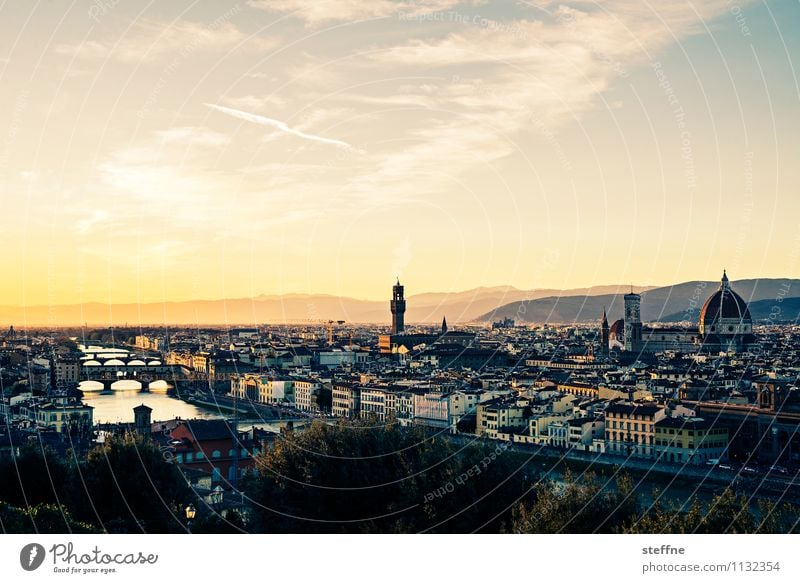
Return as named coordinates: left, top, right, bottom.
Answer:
left=1, top=1, right=799, bottom=306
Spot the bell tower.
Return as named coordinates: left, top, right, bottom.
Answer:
left=600, top=308, right=610, bottom=358
left=390, top=278, right=406, bottom=334
left=623, top=289, right=642, bottom=352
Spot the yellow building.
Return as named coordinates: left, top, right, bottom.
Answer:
left=604, top=402, right=666, bottom=458
left=654, top=417, right=728, bottom=465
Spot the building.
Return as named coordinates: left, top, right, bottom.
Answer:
left=293, top=378, right=322, bottom=412
left=360, top=386, right=399, bottom=422
left=390, top=278, right=406, bottom=334
left=192, top=352, right=212, bottom=377
left=623, top=290, right=642, bottom=353
left=55, top=358, right=81, bottom=385
left=654, top=416, right=728, bottom=465
left=413, top=392, right=450, bottom=428
left=610, top=272, right=754, bottom=355
left=600, top=308, right=610, bottom=358
left=379, top=333, right=438, bottom=355
left=332, top=382, right=361, bottom=418
left=315, top=349, right=358, bottom=368
left=690, top=378, right=800, bottom=467
left=568, top=417, right=605, bottom=450
left=476, top=399, right=529, bottom=439
left=698, top=271, right=756, bottom=352
left=604, top=402, right=666, bottom=458
left=168, top=419, right=267, bottom=484
left=18, top=397, right=93, bottom=435
left=230, top=373, right=294, bottom=404
left=133, top=403, right=152, bottom=438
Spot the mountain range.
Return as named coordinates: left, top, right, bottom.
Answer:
left=476, top=279, right=800, bottom=325
left=0, top=284, right=653, bottom=327
left=1, top=280, right=797, bottom=327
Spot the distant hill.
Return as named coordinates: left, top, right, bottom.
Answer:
left=661, top=296, right=800, bottom=323
left=475, top=279, right=800, bottom=324
left=0, top=284, right=652, bottom=327
left=4, top=280, right=794, bottom=327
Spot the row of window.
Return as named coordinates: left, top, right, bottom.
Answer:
left=176, top=448, right=251, bottom=463
left=655, top=440, right=726, bottom=449
left=607, top=432, right=655, bottom=445
left=608, top=420, right=654, bottom=432
left=657, top=428, right=726, bottom=437
left=607, top=412, right=656, bottom=421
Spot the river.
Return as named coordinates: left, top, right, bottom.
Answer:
left=81, top=389, right=222, bottom=424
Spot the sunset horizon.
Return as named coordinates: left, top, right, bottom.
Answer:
left=1, top=0, right=799, bottom=569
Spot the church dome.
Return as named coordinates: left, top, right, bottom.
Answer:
left=699, top=271, right=751, bottom=332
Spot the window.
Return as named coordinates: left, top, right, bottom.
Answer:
left=195, top=451, right=204, bottom=460
left=212, top=450, right=221, bottom=459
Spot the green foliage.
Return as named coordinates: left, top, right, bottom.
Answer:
left=191, top=509, right=246, bottom=534
left=627, top=489, right=800, bottom=534
left=510, top=471, right=638, bottom=533
left=0, top=445, right=72, bottom=507
left=2, top=425, right=800, bottom=534
left=245, top=420, right=530, bottom=533
left=0, top=434, right=193, bottom=533
left=0, top=501, right=97, bottom=534
left=71, top=433, right=192, bottom=533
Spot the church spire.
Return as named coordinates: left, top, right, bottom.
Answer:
left=441, top=315, right=448, bottom=335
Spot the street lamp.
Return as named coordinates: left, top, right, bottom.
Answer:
left=184, top=504, right=196, bottom=533
left=210, top=486, right=224, bottom=509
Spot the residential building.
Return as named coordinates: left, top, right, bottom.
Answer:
left=604, top=402, right=666, bottom=458
left=654, top=416, right=729, bottom=465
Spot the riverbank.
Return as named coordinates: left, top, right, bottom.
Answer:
left=463, top=436, right=800, bottom=504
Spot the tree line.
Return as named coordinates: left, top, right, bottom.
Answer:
left=2, top=421, right=799, bottom=533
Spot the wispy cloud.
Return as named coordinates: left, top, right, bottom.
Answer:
left=155, top=126, right=229, bottom=147
left=55, top=19, right=273, bottom=62
left=205, top=103, right=356, bottom=149
left=247, top=0, right=469, bottom=25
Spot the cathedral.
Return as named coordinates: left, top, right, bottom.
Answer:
left=602, top=271, right=755, bottom=355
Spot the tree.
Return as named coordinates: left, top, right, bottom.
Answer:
left=0, top=445, right=70, bottom=508
left=0, top=502, right=96, bottom=534
left=510, top=471, right=638, bottom=534
left=245, top=419, right=530, bottom=533
left=626, top=488, right=800, bottom=534
left=67, top=433, right=193, bottom=533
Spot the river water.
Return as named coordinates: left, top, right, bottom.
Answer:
left=81, top=390, right=221, bottom=424
left=79, top=384, right=294, bottom=436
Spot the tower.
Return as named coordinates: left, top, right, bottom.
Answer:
left=600, top=308, right=609, bottom=358
left=133, top=403, right=152, bottom=438
left=623, top=290, right=642, bottom=352
left=441, top=315, right=448, bottom=335
left=390, top=278, right=406, bottom=334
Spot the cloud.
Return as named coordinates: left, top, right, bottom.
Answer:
left=155, top=126, right=229, bottom=147
left=329, top=0, right=751, bottom=202
left=55, top=18, right=272, bottom=62
left=205, top=103, right=356, bottom=149
left=221, top=94, right=288, bottom=111
left=247, top=0, right=469, bottom=25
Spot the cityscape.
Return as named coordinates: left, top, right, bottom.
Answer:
left=0, top=0, right=799, bottom=564
left=2, top=272, right=800, bottom=533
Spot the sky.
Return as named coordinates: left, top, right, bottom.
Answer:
left=0, top=0, right=798, bottom=307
